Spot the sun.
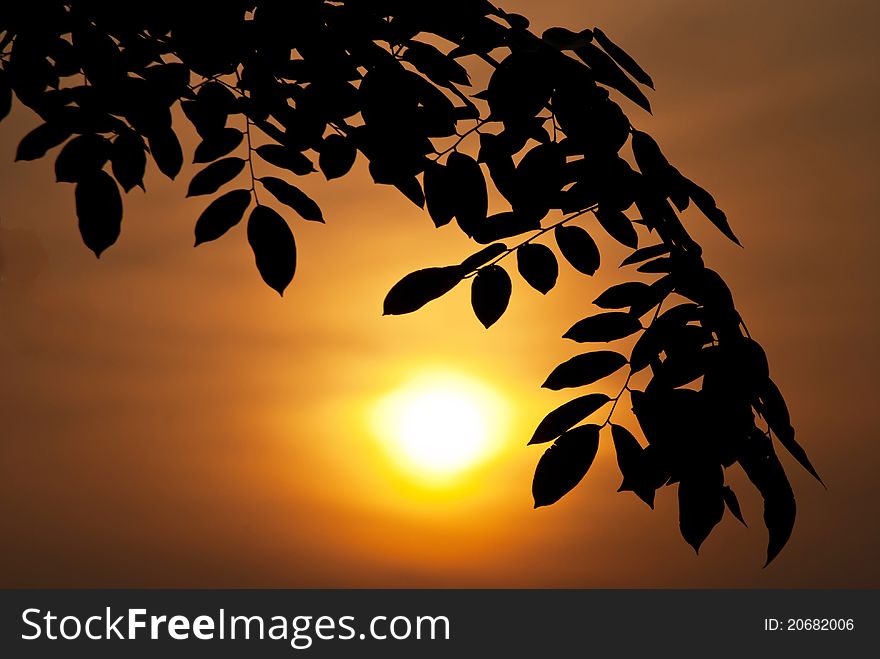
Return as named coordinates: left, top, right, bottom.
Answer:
left=370, top=371, right=508, bottom=483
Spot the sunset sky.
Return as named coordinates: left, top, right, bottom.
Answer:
left=1, top=0, right=878, bottom=587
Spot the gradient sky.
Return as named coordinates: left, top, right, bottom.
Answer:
left=1, top=0, right=878, bottom=587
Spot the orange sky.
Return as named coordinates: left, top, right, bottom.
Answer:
left=1, top=0, right=878, bottom=587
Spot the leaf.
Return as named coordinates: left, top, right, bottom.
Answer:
left=110, top=132, right=147, bottom=192
left=260, top=177, right=324, bottom=223
left=533, top=425, right=601, bottom=507
left=593, top=281, right=653, bottom=309
left=383, top=266, right=463, bottom=316
left=516, top=243, right=558, bottom=294
left=75, top=171, right=123, bottom=258
left=55, top=134, right=110, bottom=183
left=678, top=466, right=725, bottom=553
left=446, top=152, right=488, bottom=237
left=611, top=424, right=658, bottom=507
left=186, top=157, right=245, bottom=197
left=564, top=312, right=642, bottom=343
left=247, top=205, right=297, bottom=296
left=595, top=207, right=638, bottom=248
left=620, top=243, right=670, bottom=266
left=193, top=128, right=243, bottom=163
left=460, top=243, right=506, bottom=272
left=471, top=265, right=512, bottom=328
left=424, top=162, right=455, bottom=228
left=147, top=128, right=183, bottom=180
left=393, top=175, right=425, bottom=209
left=543, top=350, right=628, bottom=390
left=542, top=27, right=593, bottom=50
left=555, top=225, right=600, bottom=275
left=194, top=189, right=252, bottom=246
left=256, top=144, right=315, bottom=176
left=529, top=394, right=610, bottom=445
left=685, top=178, right=741, bottom=246
left=759, top=378, right=823, bottom=485
left=722, top=486, right=747, bottom=526
left=15, top=122, right=72, bottom=161
left=739, top=430, right=796, bottom=566
left=593, top=28, right=654, bottom=89
left=318, top=135, right=357, bottom=180
left=402, top=41, right=470, bottom=87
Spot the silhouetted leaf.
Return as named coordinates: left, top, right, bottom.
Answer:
left=261, top=176, right=324, bottom=223
left=110, top=132, right=147, bottom=193
left=393, top=175, right=425, bottom=209
left=403, top=41, right=470, bottom=87
left=194, top=189, right=252, bottom=246
left=75, top=171, right=123, bottom=258
left=595, top=207, right=638, bottom=248
left=516, top=243, right=558, bottom=294
left=318, top=135, right=357, bottom=180
left=446, top=152, right=487, bottom=237
left=247, top=205, right=297, bottom=296
left=424, top=162, right=455, bottom=227
left=460, top=243, right=506, bottom=272
left=574, top=42, right=651, bottom=113
left=15, top=122, right=71, bottom=161
left=621, top=243, right=670, bottom=268
left=186, top=157, right=245, bottom=197
left=529, top=394, right=610, bottom=445
left=678, top=466, right=725, bottom=553
left=542, top=27, right=593, bottom=50
left=685, top=178, right=741, bottom=246
left=722, top=485, right=747, bottom=526
left=193, top=128, right=243, bottom=163
left=739, top=430, right=796, bottom=566
left=256, top=144, right=315, bottom=176
left=383, top=266, right=463, bottom=316
left=637, top=256, right=673, bottom=274
left=533, top=425, right=601, bottom=507
left=55, top=134, right=110, bottom=183
left=593, top=281, right=653, bottom=309
left=759, top=378, right=824, bottom=485
left=593, top=28, right=654, bottom=89
left=543, top=350, right=627, bottom=390
left=555, top=225, right=600, bottom=275
left=564, top=312, right=642, bottom=342
left=611, top=423, right=659, bottom=507
left=471, top=265, right=511, bottom=328
left=147, top=128, right=183, bottom=180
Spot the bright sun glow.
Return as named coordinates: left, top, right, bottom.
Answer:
left=371, top=371, right=508, bottom=483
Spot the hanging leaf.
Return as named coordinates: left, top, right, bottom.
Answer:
left=147, top=128, right=183, bottom=180
left=564, top=312, right=642, bottom=342
left=678, top=466, right=725, bottom=553
left=593, top=281, right=653, bottom=309
left=529, top=394, right=610, bottom=444
left=403, top=41, right=470, bottom=87
left=75, top=171, right=123, bottom=258
left=186, top=157, right=245, bottom=197
left=193, top=128, right=244, bottom=164
left=393, top=175, right=425, bottom=209
left=593, top=28, right=654, bottom=89
left=460, top=243, right=507, bottom=272
left=15, top=122, right=72, bottom=162
left=424, top=161, right=455, bottom=228
left=261, top=176, right=324, bottom=223
left=611, top=424, right=660, bottom=507
left=595, top=207, right=638, bottom=248
left=739, top=430, right=796, bottom=566
left=684, top=178, right=741, bottom=246
left=542, top=27, right=593, bottom=51
left=110, top=132, right=147, bottom=192
left=471, top=265, right=512, bottom=328
left=555, top=225, right=600, bottom=275
left=533, top=424, right=601, bottom=507
left=194, top=189, right=252, bottom=246
left=758, top=378, right=823, bottom=485
left=543, top=350, right=628, bottom=390
left=516, top=243, right=558, bottom=294
left=55, top=134, right=110, bottom=183
left=247, top=205, right=297, bottom=296
left=722, top=486, right=747, bottom=526
left=318, top=135, right=357, bottom=180
left=383, top=266, right=463, bottom=316
left=446, top=152, right=488, bottom=237
left=256, top=144, right=315, bottom=175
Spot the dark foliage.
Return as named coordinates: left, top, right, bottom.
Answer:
left=0, top=0, right=819, bottom=563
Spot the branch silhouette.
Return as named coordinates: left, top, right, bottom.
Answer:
left=0, top=0, right=822, bottom=564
